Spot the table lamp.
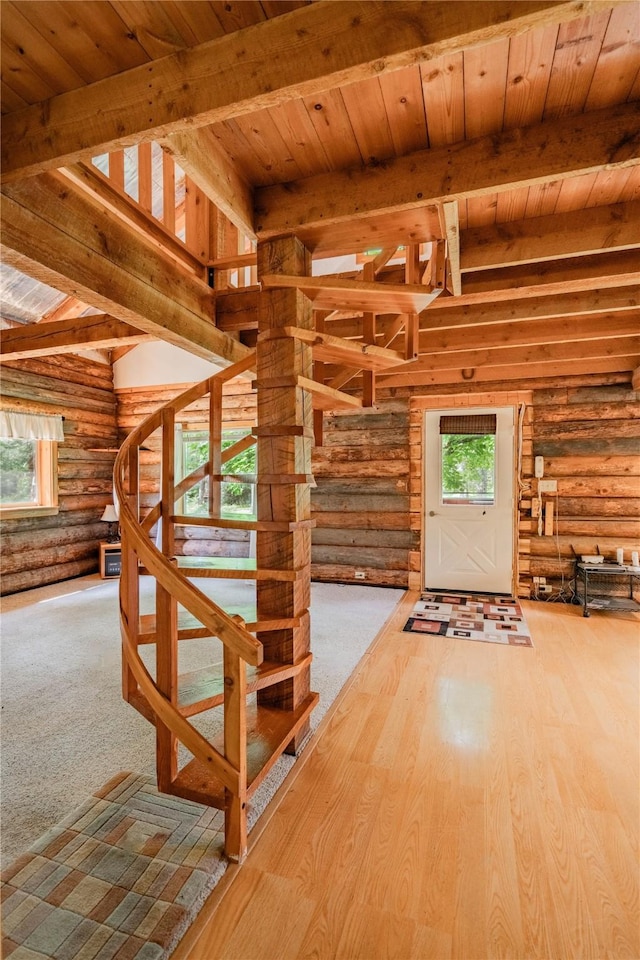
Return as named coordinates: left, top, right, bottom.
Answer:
left=101, top=504, right=120, bottom=542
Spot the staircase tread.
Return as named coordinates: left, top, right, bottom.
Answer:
left=260, top=325, right=406, bottom=370
left=168, top=693, right=319, bottom=805
left=171, top=515, right=316, bottom=531
left=260, top=274, right=440, bottom=314
left=172, top=515, right=316, bottom=531
left=298, top=376, right=363, bottom=411
left=139, top=607, right=302, bottom=641
left=140, top=556, right=300, bottom=580
left=177, top=653, right=313, bottom=714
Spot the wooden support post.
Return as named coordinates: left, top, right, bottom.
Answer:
left=362, top=262, right=376, bottom=407
left=224, top=645, right=247, bottom=862
left=120, top=537, right=139, bottom=703
left=314, top=312, right=326, bottom=445
left=209, top=379, right=222, bottom=517
left=404, top=244, right=420, bottom=361
left=121, top=444, right=140, bottom=701
left=433, top=239, right=447, bottom=292
left=256, top=236, right=313, bottom=752
left=156, top=581, right=178, bottom=791
left=156, top=409, right=178, bottom=791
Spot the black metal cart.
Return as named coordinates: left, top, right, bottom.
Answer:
left=574, top=561, right=640, bottom=617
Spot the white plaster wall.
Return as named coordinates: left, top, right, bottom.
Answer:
left=113, top=341, right=222, bottom=389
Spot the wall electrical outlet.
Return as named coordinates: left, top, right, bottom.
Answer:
left=538, top=479, right=557, bottom=493
left=354, top=570, right=366, bottom=580
left=539, top=584, right=552, bottom=594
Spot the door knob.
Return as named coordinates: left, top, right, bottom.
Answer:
left=429, top=510, right=437, bottom=517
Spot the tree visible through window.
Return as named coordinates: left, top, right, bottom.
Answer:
left=0, top=438, right=58, bottom=515
left=181, top=428, right=256, bottom=519
left=441, top=433, right=495, bottom=505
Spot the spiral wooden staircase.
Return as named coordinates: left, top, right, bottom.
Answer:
left=113, top=236, right=426, bottom=862
left=115, top=352, right=308, bottom=862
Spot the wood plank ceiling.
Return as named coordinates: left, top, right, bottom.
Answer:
left=1, top=0, right=639, bottom=390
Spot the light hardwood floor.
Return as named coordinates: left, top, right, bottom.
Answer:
left=173, top=594, right=640, bottom=960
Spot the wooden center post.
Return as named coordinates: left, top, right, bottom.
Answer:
left=256, top=236, right=313, bottom=751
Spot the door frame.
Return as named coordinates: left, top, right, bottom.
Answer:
left=422, top=404, right=519, bottom=596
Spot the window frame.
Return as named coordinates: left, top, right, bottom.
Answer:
left=177, top=426, right=256, bottom=521
left=0, top=438, right=59, bottom=519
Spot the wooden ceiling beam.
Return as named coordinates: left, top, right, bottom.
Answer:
left=323, top=287, right=639, bottom=340
left=255, top=102, right=640, bottom=238
left=354, top=310, right=638, bottom=356
left=370, top=336, right=640, bottom=383
left=0, top=1, right=608, bottom=183
left=160, top=129, right=254, bottom=239
left=453, top=250, right=640, bottom=302
left=0, top=314, right=153, bottom=361
left=374, top=354, right=640, bottom=390
left=0, top=173, right=251, bottom=365
left=358, top=248, right=640, bottom=302
left=422, top=285, right=640, bottom=331
left=461, top=201, right=640, bottom=272
left=214, top=274, right=639, bottom=339
left=412, top=311, right=639, bottom=355
left=439, top=202, right=461, bottom=297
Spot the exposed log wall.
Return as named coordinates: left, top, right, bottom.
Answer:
left=311, top=401, right=418, bottom=588
left=323, top=377, right=639, bottom=601
left=117, top=370, right=640, bottom=596
left=521, top=383, right=640, bottom=599
left=1, top=354, right=118, bottom=594
left=115, top=380, right=257, bottom=558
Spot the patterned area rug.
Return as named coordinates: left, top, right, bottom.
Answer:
left=1, top=772, right=226, bottom=960
left=403, top=592, right=533, bottom=646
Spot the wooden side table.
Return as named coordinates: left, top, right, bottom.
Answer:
left=100, top=541, right=122, bottom=579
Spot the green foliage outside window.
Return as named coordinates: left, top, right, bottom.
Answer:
left=182, top=428, right=256, bottom=518
left=0, top=438, right=37, bottom=504
left=441, top=434, right=495, bottom=503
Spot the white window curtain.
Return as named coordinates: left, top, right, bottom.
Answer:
left=0, top=410, right=65, bottom=442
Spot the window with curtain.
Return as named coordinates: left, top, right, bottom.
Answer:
left=0, top=411, right=63, bottom=517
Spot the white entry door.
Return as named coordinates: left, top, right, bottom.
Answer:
left=424, top=407, right=515, bottom=595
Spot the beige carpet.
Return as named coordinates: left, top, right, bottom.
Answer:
left=1, top=575, right=403, bottom=869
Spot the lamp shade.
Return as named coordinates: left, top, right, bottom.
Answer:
left=101, top=504, right=119, bottom=523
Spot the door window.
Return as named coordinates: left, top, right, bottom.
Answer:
left=439, top=414, right=496, bottom=506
